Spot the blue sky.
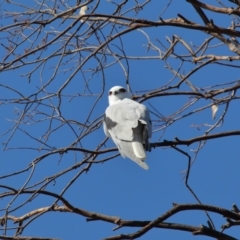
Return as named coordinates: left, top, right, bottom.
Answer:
left=0, top=0, right=240, bottom=239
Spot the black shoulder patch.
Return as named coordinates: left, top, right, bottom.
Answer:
left=104, top=114, right=117, bottom=129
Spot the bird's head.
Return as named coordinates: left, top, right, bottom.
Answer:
left=108, top=86, right=131, bottom=105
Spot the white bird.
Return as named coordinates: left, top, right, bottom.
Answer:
left=211, top=104, right=218, bottom=120
left=79, top=5, right=88, bottom=23
left=103, top=86, right=152, bottom=170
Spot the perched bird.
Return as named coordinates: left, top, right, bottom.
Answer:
left=79, top=5, right=88, bottom=22
left=103, top=86, right=152, bottom=170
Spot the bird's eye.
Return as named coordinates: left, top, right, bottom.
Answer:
left=108, top=91, right=112, bottom=96
left=119, top=88, right=126, bottom=93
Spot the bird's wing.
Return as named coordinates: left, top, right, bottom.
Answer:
left=103, top=118, right=111, bottom=137
left=136, top=102, right=152, bottom=152
left=104, top=99, right=139, bottom=141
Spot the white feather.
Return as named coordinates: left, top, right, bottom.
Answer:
left=211, top=104, right=218, bottom=119
left=79, top=5, right=88, bottom=23
left=132, top=137, right=146, bottom=159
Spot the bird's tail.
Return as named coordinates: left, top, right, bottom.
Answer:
left=117, top=139, right=149, bottom=170
left=132, top=134, right=146, bottom=160
left=134, top=158, right=149, bottom=170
